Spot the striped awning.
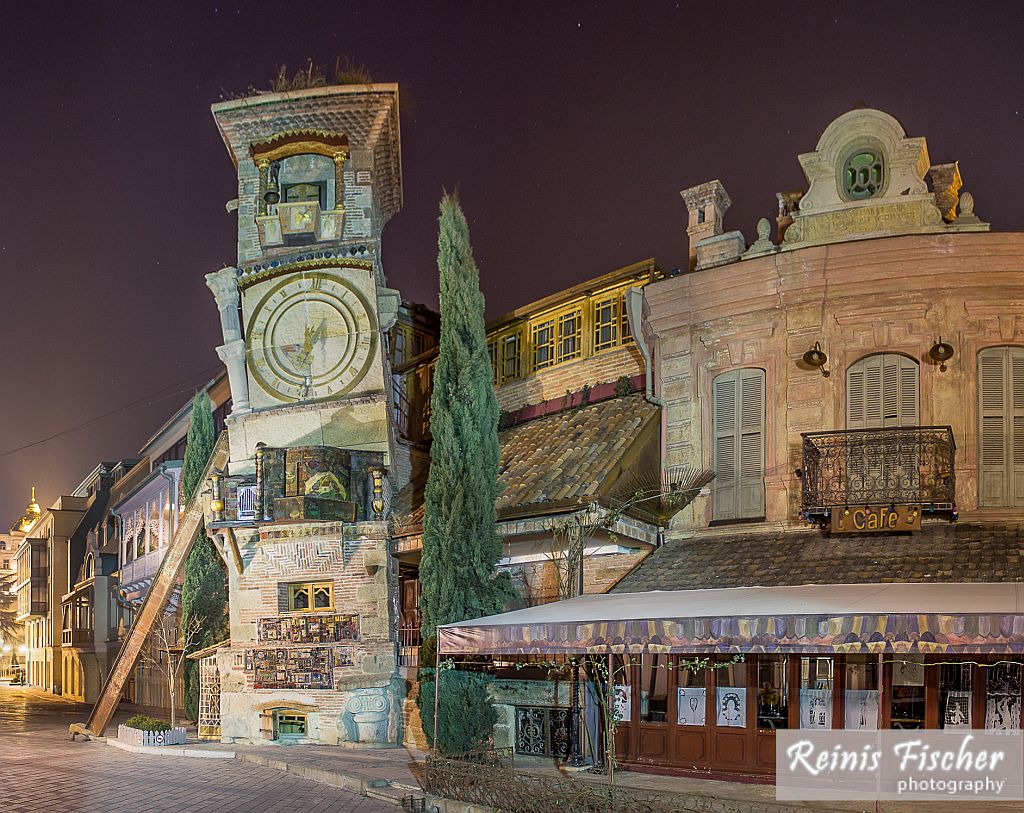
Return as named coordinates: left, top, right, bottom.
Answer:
left=437, top=583, right=1024, bottom=656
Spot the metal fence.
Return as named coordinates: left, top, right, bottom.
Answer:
left=801, top=425, right=956, bottom=514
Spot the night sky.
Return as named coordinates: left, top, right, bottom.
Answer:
left=2, top=2, right=1023, bottom=523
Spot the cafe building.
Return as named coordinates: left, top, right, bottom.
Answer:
left=438, top=108, right=1024, bottom=779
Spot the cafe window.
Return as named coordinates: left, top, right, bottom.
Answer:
left=715, top=658, right=748, bottom=728
left=639, top=654, right=668, bottom=723
left=287, top=581, right=334, bottom=612
left=890, top=655, right=926, bottom=729
left=800, top=657, right=833, bottom=729
left=532, top=320, right=555, bottom=371
left=676, top=660, right=707, bottom=726
left=985, top=662, right=1021, bottom=731
left=939, top=663, right=972, bottom=729
left=611, top=655, right=632, bottom=723
left=757, top=655, right=789, bottom=729
left=844, top=655, right=880, bottom=730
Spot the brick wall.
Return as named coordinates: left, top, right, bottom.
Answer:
left=220, top=520, right=401, bottom=745
left=496, top=344, right=645, bottom=413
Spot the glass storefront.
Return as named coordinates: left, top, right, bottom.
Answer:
left=844, top=655, right=879, bottom=730
left=757, top=655, right=788, bottom=729
left=613, top=655, right=1024, bottom=776
left=715, top=658, right=747, bottom=728
left=676, top=661, right=706, bottom=726
left=800, top=656, right=834, bottom=729
left=639, top=654, right=668, bottom=723
left=890, top=655, right=926, bottom=729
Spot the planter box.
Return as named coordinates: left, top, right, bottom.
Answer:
left=118, top=724, right=187, bottom=747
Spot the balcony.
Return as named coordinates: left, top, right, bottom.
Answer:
left=62, top=627, right=93, bottom=647
left=255, top=202, right=344, bottom=248
left=801, top=426, right=956, bottom=522
left=119, top=548, right=164, bottom=596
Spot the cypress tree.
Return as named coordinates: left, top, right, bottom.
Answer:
left=418, top=195, right=512, bottom=752
left=179, top=391, right=228, bottom=720
left=419, top=194, right=511, bottom=642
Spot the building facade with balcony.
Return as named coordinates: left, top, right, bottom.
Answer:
left=13, top=492, right=87, bottom=694
left=59, top=462, right=135, bottom=703
left=104, top=374, right=231, bottom=714
left=601, top=107, right=1024, bottom=776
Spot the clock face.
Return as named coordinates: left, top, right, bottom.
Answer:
left=245, top=272, right=378, bottom=402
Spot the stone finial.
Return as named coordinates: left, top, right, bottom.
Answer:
left=948, top=191, right=989, bottom=231
left=742, top=217, right=777, bottom=259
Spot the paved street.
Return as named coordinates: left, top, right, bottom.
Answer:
left=0, top=683, right=397, bottom=813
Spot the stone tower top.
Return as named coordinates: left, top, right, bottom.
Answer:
left=211, top=84, right=402, bottom=267
left=680, top=180, right=731, bottom=271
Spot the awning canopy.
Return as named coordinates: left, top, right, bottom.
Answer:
left=437, top=583, right=1024, bottom=656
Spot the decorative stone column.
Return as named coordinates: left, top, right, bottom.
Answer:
left=344, top=687, right=390, bottom=743
left=206, top=267, right=251, bottom=414
left=257, top=160, right=270, bottom=216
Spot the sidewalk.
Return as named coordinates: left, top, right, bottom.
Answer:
left=100, top=732, right=1024, bottom=813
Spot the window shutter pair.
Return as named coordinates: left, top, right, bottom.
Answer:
left=712, top=369, right=765, bottom=520
left=978, top=347, right=1024, bottom=507
left=846, top=354, right=919, bottom=429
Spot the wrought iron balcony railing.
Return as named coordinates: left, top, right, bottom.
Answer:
left=801, top=426, right=956, bottom=518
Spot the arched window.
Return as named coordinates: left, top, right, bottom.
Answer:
left=711, top=368, right=765, bottom=521
left=846, top=353, right=919, bottom=429
left=977, top=347, right=1024, bottom=507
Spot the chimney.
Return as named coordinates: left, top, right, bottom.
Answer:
left=680, top=180, right=731, bottom=271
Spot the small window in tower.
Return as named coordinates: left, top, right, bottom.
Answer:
left=842, top=150, right=884, bottom=200
left=283, top=181, right=326, bottom=208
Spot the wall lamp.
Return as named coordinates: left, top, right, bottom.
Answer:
left=929, top=338, right=955, bottom=372
left=802, top=341, right=830, bottom=377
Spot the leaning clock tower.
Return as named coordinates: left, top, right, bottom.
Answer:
left=202, top=83, right=407, bottom=747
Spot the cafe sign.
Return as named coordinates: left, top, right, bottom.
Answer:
left=832, top=505, right=921, bottom=533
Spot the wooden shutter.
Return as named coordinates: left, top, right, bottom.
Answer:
left=712, top=369, right=765, bottom=520
left=847, top=354, right=918, bottom=429
left=712, top=373, right=737, bottom=520
left=1012, top=350, right=1024, bottom=506
left=978, top=347, right=1024, bottom=507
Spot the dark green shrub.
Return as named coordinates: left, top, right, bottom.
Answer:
left=124, top=715, right=172, bottom=732
left=417, top=669, right=496, bottom=754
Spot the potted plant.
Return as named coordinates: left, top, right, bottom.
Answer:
left=118, top=714, right=187, bottom=747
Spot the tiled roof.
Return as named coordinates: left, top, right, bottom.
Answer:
left=612, top=522, right=1024, bottom=593
left=497, top=394, right=658, bottom=514
left=391, top=394, right=659, bottom=533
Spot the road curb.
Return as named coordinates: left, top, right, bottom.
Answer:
left=104, top=738, right=236, bottom=759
